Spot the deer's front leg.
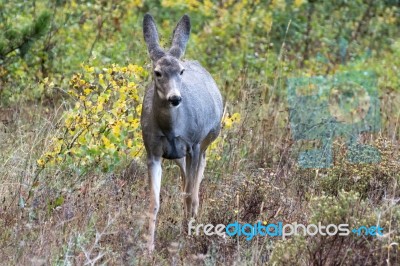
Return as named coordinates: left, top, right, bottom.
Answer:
left=147, top=156, right=162, bottom=252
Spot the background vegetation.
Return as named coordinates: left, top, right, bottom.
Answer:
left=0, top=0, right=399, bottom=264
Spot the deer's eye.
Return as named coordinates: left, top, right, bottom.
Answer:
left=180, top=69, right=185, bottom=75
left=154, top=70, right=162, bottom=78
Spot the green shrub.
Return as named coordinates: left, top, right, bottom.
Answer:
left=37, top=64, right=146, bottom=173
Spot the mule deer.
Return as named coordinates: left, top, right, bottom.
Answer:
left=141, top=14, right=223, bottom=251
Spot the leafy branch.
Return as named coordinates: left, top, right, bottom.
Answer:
left=0, top=11, right=51, bottom=61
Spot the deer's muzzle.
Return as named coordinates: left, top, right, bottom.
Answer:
left=168, top=95, right=182, bottom=106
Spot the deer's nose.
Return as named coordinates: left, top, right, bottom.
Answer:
left=168, top=95, right=182, bottom=106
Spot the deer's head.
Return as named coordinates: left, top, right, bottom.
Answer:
left=143, top=14, right=191, bottom=107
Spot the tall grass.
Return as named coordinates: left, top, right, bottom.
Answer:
left=1, top=69, right=399, bottom=264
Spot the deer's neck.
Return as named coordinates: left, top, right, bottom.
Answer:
left=153, top=90, right=180, bottom=135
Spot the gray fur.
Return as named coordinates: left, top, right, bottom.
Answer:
left=141, top=14, right=223, bottom=252
left=141, top=60, right=223, bottom=157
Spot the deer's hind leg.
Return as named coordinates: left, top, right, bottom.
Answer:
left=175, top=157, right=186, bottom=192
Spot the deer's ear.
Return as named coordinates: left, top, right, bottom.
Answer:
left=169, top=14, right=191, bottom=59
left=143, top=14, right=165, bottom=61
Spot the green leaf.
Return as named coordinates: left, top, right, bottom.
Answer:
left=32, top=11, right=51, bottom=39
left=54, top=196, right=64, bottom=207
